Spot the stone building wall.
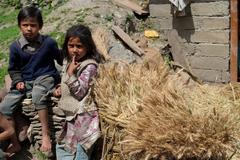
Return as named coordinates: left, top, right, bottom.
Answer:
left=149, top=0, right=230, bottom=82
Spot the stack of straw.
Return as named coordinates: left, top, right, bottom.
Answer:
left=94, top=58, right=240, bottom=159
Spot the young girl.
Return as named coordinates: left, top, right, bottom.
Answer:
left=54, top=24, right=101, bottom=160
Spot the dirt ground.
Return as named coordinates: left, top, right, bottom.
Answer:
left=11, top=141, right=32, bottom=160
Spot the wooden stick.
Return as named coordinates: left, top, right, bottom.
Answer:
left=112, top=25, right=145, bottom=56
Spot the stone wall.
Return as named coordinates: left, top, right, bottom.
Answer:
left=149, top=0, right=230, bottom=82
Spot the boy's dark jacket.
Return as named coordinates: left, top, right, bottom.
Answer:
left=8, top=35, right=63, bottom=86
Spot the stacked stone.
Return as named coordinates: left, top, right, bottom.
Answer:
left=21, top=97, right=65, bottom=150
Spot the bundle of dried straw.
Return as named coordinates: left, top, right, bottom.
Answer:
left=94, top=58, right=240, bottom=160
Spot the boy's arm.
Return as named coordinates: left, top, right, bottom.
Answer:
left=0, top=113, right=14, bottom=141
left=51, top=39, right=63, bottom=66
left=8, top=44, right=23, bottom=87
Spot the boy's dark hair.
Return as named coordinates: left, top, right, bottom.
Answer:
left=17, top=5, right=43, bottom=28
left=62, top=24, right=101, bottom=63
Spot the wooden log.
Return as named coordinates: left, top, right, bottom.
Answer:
left=230, top=0, right=238, bottom=81
left=112, top=25, right=145, bottom=56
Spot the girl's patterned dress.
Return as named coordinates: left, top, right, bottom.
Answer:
left=58, top=59, right=101, bottom=154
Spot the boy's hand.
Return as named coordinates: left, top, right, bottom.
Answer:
left=53, top=85, right=61, bottom=98
left=67, top=56, right=80, bottom=76
left=16, top=82, right=25, bottom=91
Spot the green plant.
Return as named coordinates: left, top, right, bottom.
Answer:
left=0, top=52, right=8, bottom=60
left=136, top=19, right=154, bottom=32
left=49, top=31, right=65, bottom=47
left=93, top=13, right=100, bottom=18
left=1, top=0, right=21, bottom=8
left=126, top=13, right=134, bottom=22
left=76, top=8, right=91, bottom=23
left=0, top=6, right=18, bottom=51
left=0, top=65, right=8, bottom=87
left=32, top=150, right=48, bottom=160
left=0, top=26, right=19, bottom=44
left=104, top=14, right=113, bottom=22
left=0, top=10, right=18, bottom=24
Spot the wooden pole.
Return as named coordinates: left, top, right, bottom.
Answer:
left=230, top=0, right=238, bottom=81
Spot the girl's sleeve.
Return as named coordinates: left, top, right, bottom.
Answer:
left=65, top=64, right=97, bottom=101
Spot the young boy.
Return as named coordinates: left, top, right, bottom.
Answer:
left=0, top=5, right=62, bottom=153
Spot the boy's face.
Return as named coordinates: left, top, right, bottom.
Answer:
left=19, top=18, right=41, bottom=41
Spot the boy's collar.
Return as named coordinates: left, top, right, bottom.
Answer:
left=18, top=34, right=43, bottom=48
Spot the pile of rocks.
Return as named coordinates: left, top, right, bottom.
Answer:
left=21, top=97, right=65, bottom=150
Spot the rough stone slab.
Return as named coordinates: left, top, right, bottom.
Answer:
left=152, top=29, right=229, bottom=46
left=150, top=0, right=228, bottom=4
left=151, top=16, right=229, bottom=30
left=178, top=30, right=229, bottom=44
left=162, top=30, right=173, bottom=41
left=189, top=44, right=229, bottom=58
left=149, top=4, right=171, bottom=18
left=150, top=0, right=169, bottom=4
left=112, top=0, right=148, bottom=15
left=173, top=17, right=229, bottom=30
left=191, top=69, right=223, bottom=82
left=191, top=1, right=229, bottom=16
left=151, top=18, right=172, bottom=30
left=149, top=1, right=229, bottom=17
left=168, top=30, right=190, bottom=69
left=189, top=56, right=229, bottom=71
left=221, top=71, right=230, bottom=83
left=191, top=0, right=229, bottom=2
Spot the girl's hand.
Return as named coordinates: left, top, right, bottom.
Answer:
left=16, top=82, right=25, bottom=91
left=67, top=56, right=80, bottom=76
left=53, top=85, right=61, bottom=98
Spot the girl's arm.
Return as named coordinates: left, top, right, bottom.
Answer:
left=52, top=84, right=61, bottom=98
left=65, top=64, right=97, bottom=101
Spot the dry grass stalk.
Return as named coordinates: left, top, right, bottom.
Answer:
left=94, top=60, right=169, bottom=159
left=219, top=82, right=240, bottom=101
left=94, top=56, right=240, bottom=159
left=122, top=83, right=240, bottom=160
left=92, top=27, right=111, bottom=61
left=94, top=61, right=170, bottom=126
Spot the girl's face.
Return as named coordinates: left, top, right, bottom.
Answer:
left=67, top=37, right=87, bottom=62
left=19, top=18, right=41, bottom=41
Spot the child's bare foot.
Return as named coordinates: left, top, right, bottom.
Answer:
left=14, top=112, right=29, bottom=142
left=18, top=125, right=28, bottom=142
left=40, top=135, right=52, bottom=152
left=2, top=151, right=11, bottom=160
left=6, top=142, right=21, bottom=155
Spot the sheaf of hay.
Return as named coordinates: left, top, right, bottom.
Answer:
left=94, top=60, right=169, bottom=127
left=122, top=83, right=240, bottom=160
left=94, top=58, right=240, bottom=160
left=92, top=27, right=111, bottom=61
